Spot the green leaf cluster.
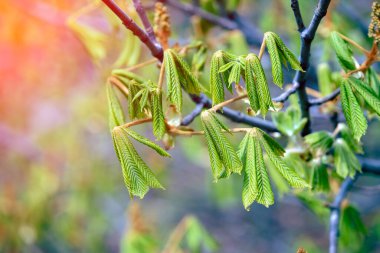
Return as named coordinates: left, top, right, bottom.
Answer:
left=210, top=50, right=236, bottom=105
left=164, top=49, right=204, bottom=112
left=238, top=128, right=309, bottom=210
left=304, top=124, right=362, bottom=179
left=340, top=77, right=380, bottom=140
left=272, top=106, right=308, bottom=136
left=200, top=111, right=242, bottom=180
left=330, top=32, right=356, bottom=71
left=111, top=126, right=170, bottom=198
left=264, top=32, right=303, bottom=87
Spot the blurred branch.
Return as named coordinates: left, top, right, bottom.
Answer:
left=292, top=0, right=332, bottom=135
left=359, top=157, right=380, bottom=175
left=132, top=0, right=157, bottom=42
left=329, top=175, right=358, bottom=253
left=161, top=0, right=262, bottom=46
left=162, top=0, right=237, bottom=30
left=272, top=82, right=300, bottom=103
left=309, top=88, right=340, bottom=106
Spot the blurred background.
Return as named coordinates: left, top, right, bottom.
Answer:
left=1, top=0, right=380, bottom=252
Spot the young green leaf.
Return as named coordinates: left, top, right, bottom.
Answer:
left=164, top=50, right=183, bottom=112
left=169, top=49, right=205, bottom=94
left=184, top=216, right=219, bottom=252
left=228, top=62, right=242, bottom=86
left=201, top=111, right=242, bottom=180
left=348, top=77, right=380, bottom=115
left=336, top=123, right=363, bottom=154
left=127, top=80, right=148, bottom=120
left=151, top=89, right=166, bottom=140
left=264, top=32, right=283, bottom=87
left=107, top=83, right=125, bottom=131
left=366, top=67, right=380, bottom=96
left=210, top=50, right=235, bottom=105
left=317, top=63, right=335, bottom=96
left=272, top=106, right=308, bottom=136
left=112, top=127, right=164, bottom=198
left=121, top=127, right=171, bottom=157
left=333, top=138, right=361, bottom=178
left=260, top=130, right=309, bottom=188
left=340, top=205, right=367, bottom=249
left=310, top=161, right=330, bottom=192
left=245, top=54, right=273, bottom=116
left=239, top=129, right=274, bottom=210
left=330, top=31, right=356, bottom=71
left=271, top=32, right=303, bottom=71
left=305, top=131, right=334, bottom=153
left=340, top=79, right=367, bottom=140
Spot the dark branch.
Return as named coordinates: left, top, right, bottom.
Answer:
left=101, top=0, right=163, bottom=60
left=329, top=175, right=358, bottom=253
left=290, top=0, right=306, bottom=32
left=132, top=0, right=157, bottom=42
left=292, top=0, right=331, bottom=135
left=273, top=82, right=300, bottom=103
left=188, top=94, right=278, bottom=132
left=309, top=88, right=340, bottom=106
left=181, top=96, right=207, bottom=126
left=359, top=157, right=380, bottom=175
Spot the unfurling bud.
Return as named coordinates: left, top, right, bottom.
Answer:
left=162, top=133, right=175, bottom=150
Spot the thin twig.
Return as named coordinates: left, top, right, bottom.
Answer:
left=338, top=32, right=370, bottom=55
left=157, top=62, right=165, bottom=90
left=329, top=175, right=358, bottom=253
left=124, top=58, right=158, bottom=72
left=258, top=37, right=266, bottom=60
left=121, top=117, right=153, bottom=128
left=210, top=94, right=248, bottom=112
left=109, top=76, right=130, bottom=97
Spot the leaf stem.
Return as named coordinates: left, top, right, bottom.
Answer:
left=108, top=76, right=129, bottom=97
left=121, top=117, right=153, bottom=128
left=210, top=94, right=248, bottom=112
left=258, top=37, right=266, bottom=60
left=125, top=58, right=158, bottom=72
left=158, top=62, right=165, bottom=90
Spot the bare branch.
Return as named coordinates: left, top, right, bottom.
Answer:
left=290, top=0, right=306, bottom=32
left=329, top=175, right=358, bottom=253
left=292, top=0, right=332, bottom=135
left=309, top=88, right=340, bottom=106
left=272, top=82, right=300, bottom=103
left=359, top=157, right=380, bottom=175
